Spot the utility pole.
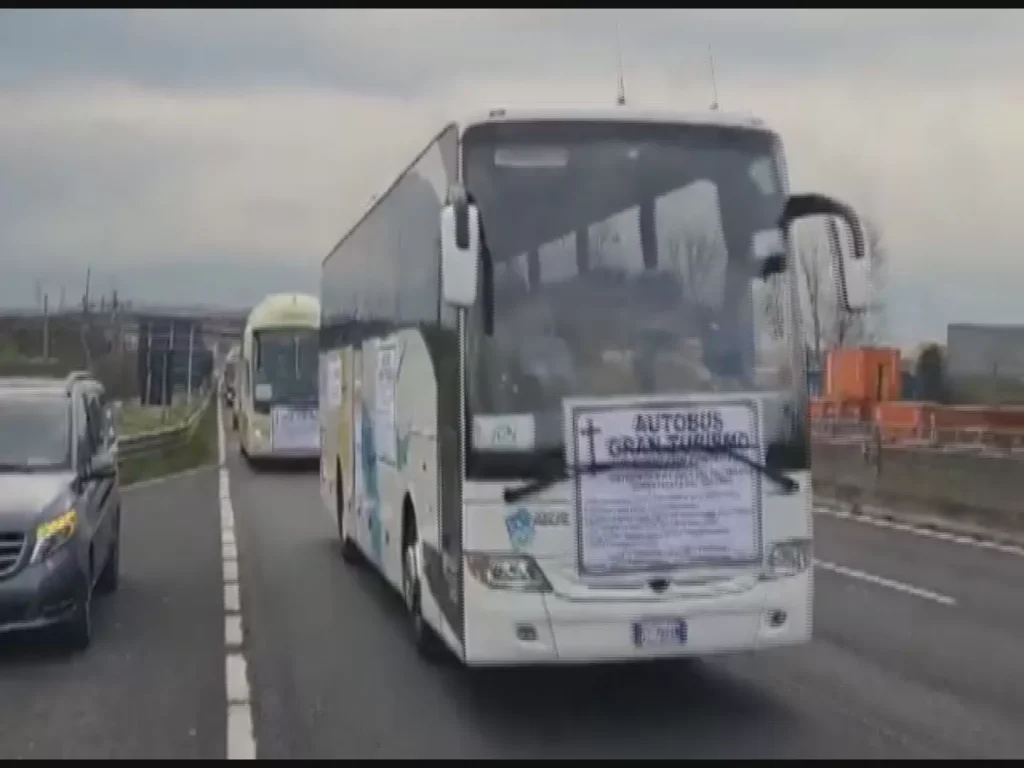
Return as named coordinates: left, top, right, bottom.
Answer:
left=615, top=26, right=626, bottom=106
left=186, top=323, right=195, bottom=406
left=163, top=322, right=175, bottom=421
left=145, top=323, right=153, bottom=407
left=707, top=45, right=720, bottom=111
left=83, top=267, right=92, bottom=314
left=42, top=293, right=50, bottom=360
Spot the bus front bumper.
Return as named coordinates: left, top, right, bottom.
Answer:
left=461, top=570, right=811, bottom=666
left=244, top=424, right=319, bottom=461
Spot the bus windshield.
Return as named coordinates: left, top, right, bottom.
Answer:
left=253, top=328, right=318, bottom=406
left=463, top=119, right=800, bottom=458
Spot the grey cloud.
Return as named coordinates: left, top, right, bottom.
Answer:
left=2, top=8, right=1024, bottom=347
left=2, top=10, right=1020, bottom=98
left=0, top=258, right=318, bottom=311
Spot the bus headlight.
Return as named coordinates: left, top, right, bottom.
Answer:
left=765, top=539, right=812, bottom=579
left=466, top=552, right=552, bottom=593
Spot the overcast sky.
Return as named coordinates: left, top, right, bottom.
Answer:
left=1, top=9, right=1022, bottom=346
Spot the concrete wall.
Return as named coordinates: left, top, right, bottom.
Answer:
left=812, top=442, right=1023, bottom=533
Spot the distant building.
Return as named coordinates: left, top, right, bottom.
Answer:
left=946, top=324, right=1024, bottom=380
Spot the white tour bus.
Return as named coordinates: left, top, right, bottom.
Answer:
left=238, top=292, right=321, bottom=463
left=319, top=106, right=867, bottom=666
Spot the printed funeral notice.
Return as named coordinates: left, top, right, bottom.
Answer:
left=271, top=406, right=320, bottom=452
left=569, top=400, right=761, bottom=573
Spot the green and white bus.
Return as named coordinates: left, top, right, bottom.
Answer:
left=320, top=106, right=868, bottom=666
left=238, top=292, right=321, bottom=463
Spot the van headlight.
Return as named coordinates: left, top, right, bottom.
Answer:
left=765, top=539, right=812, bottom=579
left=466, top=552, right=552, bottom=593
left=31, top=509, right=78, bottom=564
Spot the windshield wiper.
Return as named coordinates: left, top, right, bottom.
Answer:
left=502, top=442, right=798, bottom=504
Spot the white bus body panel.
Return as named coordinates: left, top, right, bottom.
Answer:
left=321, top=328, right=450, bottom=618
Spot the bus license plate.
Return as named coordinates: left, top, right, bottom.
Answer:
left=633, top=619, right=688, bottom=648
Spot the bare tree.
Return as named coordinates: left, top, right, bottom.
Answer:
left=666, top=232, right=723, bottom=306
left=795, top=215, right=888, bottom=369
left=589, top=221, right=618, bottom=271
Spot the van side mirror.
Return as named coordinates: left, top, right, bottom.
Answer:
left=87, top=451, right=117, bottom=480
left=778, top=193, right=869, bottom=313
left=440, top=200, right=480, bottom=308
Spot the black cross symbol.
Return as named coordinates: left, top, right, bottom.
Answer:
left=578, top=417, right=602, bottom=468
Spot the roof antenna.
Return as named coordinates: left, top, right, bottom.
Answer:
left=615, top=26, right=626, bottom=106
left=707, top=44, right=720, bottom=111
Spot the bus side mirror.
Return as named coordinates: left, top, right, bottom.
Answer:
left=440, top=201, right=480, bottom=308
left=779, top=193, right=869, bottom=313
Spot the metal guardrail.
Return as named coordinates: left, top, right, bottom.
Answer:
left=812, top=417, right=1024, bottom=458
left=116, top=388, right=213, bottom=460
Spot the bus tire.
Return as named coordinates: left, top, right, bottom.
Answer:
left=337, top=466, right=360, bottom=564
left=401, top=511, right=445, bottom=662
left=240, top=439, right=259, bottom=472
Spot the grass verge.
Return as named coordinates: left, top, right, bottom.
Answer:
left=116, top=399, right=199, bottom=437
left=118, top=398, right=218, bottom=487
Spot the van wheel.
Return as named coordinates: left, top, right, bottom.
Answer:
left=96, top=509, right=121, bottom=595
left=401, top=526, right=445, bottom=662
left=62, top=576, right=93, bottom=651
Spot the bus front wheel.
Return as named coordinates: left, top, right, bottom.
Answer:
left=401, top=508, right=446, bottom=662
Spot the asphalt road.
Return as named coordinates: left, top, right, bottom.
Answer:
left=3, top=417, right=1023, bottom=759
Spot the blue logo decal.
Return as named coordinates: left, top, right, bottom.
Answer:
left=505, top=507, right=535, bottom=550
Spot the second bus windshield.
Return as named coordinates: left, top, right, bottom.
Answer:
left=254, top=329, right=318, bottom=406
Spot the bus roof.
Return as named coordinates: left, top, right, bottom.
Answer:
left=244, top=292, right=320, bottom=333
left=321, top=106, right=777, bottom=269
left=458, top=105, right=775, bottom=135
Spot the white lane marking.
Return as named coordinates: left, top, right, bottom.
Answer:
left=225, top=653, right=250, bottom=703
left=217, top=399, right=256, bottom=760
left=814, top=558, right=957, bottom=606
left=225, top=615, right=243, bottom=648
left=816, top=505, right=1024, bottom=559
